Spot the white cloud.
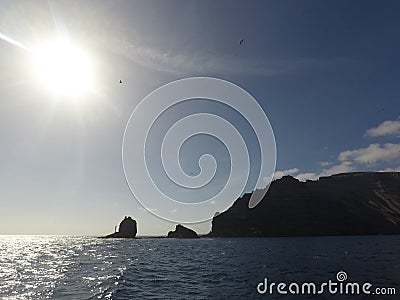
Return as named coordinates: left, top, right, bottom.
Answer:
left=295, top=172, right=319, bottom=182
left=365, top=119, right=400, bottom=137
left=380, top=166, right=400, bottom=172
left=294, top=162, right=354, bottom=182
left=273, top=168, right=299, bottom=179
left=284, top=122, right=400, bottom=182
left=338, top=143, right=400, bottom=165
left=319, top=161, right=354, bottom=177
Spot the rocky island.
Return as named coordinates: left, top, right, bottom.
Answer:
left=208, top=172, right=400, bottom=237
left=104, top=216, right=137, bottom=238
left=167, top=224, right=199, bottom=238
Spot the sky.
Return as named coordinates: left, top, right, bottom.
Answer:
left=1, top=0, right=400, bottom=235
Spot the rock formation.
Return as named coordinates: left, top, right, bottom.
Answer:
left=167, top=224, right=199, bottom=238
left=104, top=216, right=137, bottom=238
left=208, top=172, right=400, bottom=237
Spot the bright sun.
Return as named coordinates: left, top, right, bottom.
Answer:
left=33, top=40, right=93, bottom=97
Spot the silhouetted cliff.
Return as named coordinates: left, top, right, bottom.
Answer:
left=167, top=224, right=199, bottom=238
left=104, top=216, right=137, bottom=238
left=209, top=172, right=400, bottom=237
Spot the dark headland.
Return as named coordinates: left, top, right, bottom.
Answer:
left=208, top=172, right=400, bottom=237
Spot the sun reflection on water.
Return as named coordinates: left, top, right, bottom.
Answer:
left=0, top=236, right=125, bottom=299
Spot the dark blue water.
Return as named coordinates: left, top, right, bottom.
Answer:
left=0, top=236, right=399, bottom=299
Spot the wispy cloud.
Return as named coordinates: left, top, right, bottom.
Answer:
left=365, top=118, right=400, bottom=137
left=139, top=207, right=158, bottom=212
left=111, top=38, right=356, bottom=76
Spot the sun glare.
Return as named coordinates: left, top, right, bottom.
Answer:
left=33, top=40, right=93, bottom=97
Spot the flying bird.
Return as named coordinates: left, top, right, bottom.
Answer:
left=119, top=80, right=123, bottom=84
left=239, top=39, right=244, bottom=45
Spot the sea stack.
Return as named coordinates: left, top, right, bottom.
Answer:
left=104, top=216, right=137, bottom=238
left=167, top=224, right=199, bottom=239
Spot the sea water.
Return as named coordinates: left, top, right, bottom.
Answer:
left=0, top=235, right=399, bottom=299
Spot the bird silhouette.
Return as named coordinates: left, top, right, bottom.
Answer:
left=119, top=80, right=123, bottom=84
left=239, top=39, right=244, bottom=45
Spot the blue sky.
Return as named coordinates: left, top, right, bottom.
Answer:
left=1, top=0, right=400, bottom=235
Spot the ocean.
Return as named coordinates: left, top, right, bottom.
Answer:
left=0, top=235, right=399, bottom=299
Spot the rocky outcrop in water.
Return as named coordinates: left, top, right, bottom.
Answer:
left=167, top=224, right=199, bottom=238
left=208, top=172, right=400, bottom=237
left=104, top=216, right=137, bottom=238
